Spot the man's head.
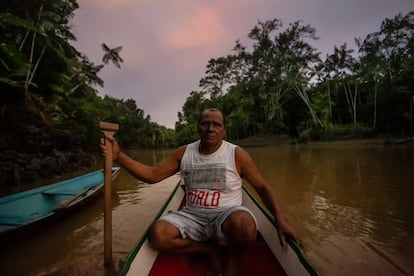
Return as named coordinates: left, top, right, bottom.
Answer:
left=197, top=108, right=227, bottom=127
left=197, top=108, right=226, bottom=150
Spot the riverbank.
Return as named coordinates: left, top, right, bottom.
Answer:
left=1, top=133, right=412, bottom=197
left=235, top=134, right=396, bottom=147
left=0, top=103, right=97, bottom=192
left=0, top=122, right=101, bottom=197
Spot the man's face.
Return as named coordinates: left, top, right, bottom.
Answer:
left=198, top=110, right=225, bottom=147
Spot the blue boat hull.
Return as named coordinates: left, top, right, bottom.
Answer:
left=0, top=167, right=120, bottom=243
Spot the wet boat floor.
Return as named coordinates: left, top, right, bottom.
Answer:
left=149, top=232, right=286, bottom=276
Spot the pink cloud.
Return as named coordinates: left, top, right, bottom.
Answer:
left=166, top=8, right=228, bottom=51
left=72, top=0, right=414, bottom=128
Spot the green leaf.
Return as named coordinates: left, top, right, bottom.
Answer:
left=0, top=13, right=43, bottom=35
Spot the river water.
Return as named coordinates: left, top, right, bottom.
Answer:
left=0, top=140, right=413, bottom=275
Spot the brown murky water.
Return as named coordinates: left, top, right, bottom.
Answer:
left=247, top=140, right=414, bottom=275
left=0, top=140, right=413, bottom=275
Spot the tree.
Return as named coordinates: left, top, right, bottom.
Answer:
left=101, top=43, right=124, bottom=68
left=274, top=21, right=322, bottom=127
left=178, top=12, right=414, bottom=140
left=199, top=56, right=233, bottom=99
left=0, top=0, right=82, bottom=131
left=357, top=11, right=414, bottom=133
left=309, top=59, right=334, bottom=127
left=326, top=43, right=359, bottom=124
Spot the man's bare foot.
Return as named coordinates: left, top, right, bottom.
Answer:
left=206, top=270, right=223, bottom=276
left=206, top=244, right=224, bottom=276
left=223, top=254, right=242, bottom=276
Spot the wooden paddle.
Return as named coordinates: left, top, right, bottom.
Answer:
left=99, top=121, right=119, bottom=266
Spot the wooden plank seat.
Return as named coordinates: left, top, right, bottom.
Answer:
left=42, top=190, right=79, bottom=196
left=42, top=184, right=99, bottom=196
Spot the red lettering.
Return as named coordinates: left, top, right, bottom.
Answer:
left=203, top=191, right=210, bottom=207
left=211, top=191, right=220, bottom=206
left=188, top=190, right=196, bottom=204
left=195, top=191, right=204, bottom=206
left=187, top=190, right=221, bottom=207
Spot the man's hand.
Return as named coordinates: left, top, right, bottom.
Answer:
left=100, top=136, right=121, bottom=161
left=277, top=219, right=303, bottom=250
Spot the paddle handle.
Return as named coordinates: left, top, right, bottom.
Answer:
left=99, top=121, right=119, bottom=266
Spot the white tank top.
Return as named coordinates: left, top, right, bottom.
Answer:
left=180, top=140, right=242, bottom=210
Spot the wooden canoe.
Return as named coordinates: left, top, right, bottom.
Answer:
left=120, top=182, right=319, bottom=275
left=0, top=167, right=120, bottom=243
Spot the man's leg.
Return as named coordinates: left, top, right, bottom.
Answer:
left=148, top=220, right=223, bottom=274
left=148, top=220, right=211, bottom=253
left=220, top=210, right=257, bottom=276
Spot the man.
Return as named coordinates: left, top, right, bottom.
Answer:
left=100, top=108, right=302, bottom=275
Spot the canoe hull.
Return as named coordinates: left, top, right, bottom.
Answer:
left=0, top=167, right=120, bottom=244
left=121, top=182, right=318, bottom=276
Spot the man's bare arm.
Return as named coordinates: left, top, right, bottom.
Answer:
left=101, top=137, right=185, bottom=183
left=235, top=147, right=303, bottom=249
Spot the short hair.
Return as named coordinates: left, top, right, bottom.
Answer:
left=197, top=108, right=227, bottom=127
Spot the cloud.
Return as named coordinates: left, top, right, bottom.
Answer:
left=165, top=7, right=227, bottom=51
left=72, top=0, right=414, bottom=128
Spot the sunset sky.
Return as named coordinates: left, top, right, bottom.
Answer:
left=71, top=0, right=414, bottom=128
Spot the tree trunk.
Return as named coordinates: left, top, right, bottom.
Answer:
left=374, top=82, right=377, bottom=128
left=295, top=85, right=322, bottom=127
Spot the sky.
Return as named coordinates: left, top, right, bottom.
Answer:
left=70, top=0, right=414, bottom=128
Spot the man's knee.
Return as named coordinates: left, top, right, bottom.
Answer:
left=148, top=220, right=180, bottom=251
left=222, top=210, right=257, bottom=245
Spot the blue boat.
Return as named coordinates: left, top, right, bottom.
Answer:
left=0, top=167, right=120, bottom=243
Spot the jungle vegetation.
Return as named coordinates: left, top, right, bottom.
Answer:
left=0, top=1, right=174, bottom=185
left=176, top=11, right=414, bottom=144
left=0, top=2, right=413, bottom=151
left=0, top=0, right=174, bottom=152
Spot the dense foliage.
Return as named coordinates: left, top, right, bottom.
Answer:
left=0, top=1, right=173, bottom=185
left=0, top=1, right=413, bottom=184
left=0, top=0, right=170, bottom=151
left=176, top=12, right=414, bottom=143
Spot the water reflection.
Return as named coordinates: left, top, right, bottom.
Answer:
left=0, top=142, right=413, bottom=275
left=246, top=142, right=414, bottom=274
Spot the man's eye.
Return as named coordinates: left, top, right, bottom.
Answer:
left=201, top=121, right=223, bottom=129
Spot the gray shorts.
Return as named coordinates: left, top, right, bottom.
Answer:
left=159, top=205, right=257, bottom=242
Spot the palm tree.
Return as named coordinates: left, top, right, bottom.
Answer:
left=101, top=43, right=123, bottom=68
left=310, top=60, right=334, bottom=127
left=327, top=43, right=358, bottom=124
left=0, top=0, right=79, bottom=109
left=276, top=21, right=322, bottom=127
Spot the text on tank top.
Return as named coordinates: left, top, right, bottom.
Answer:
left=180, top=140, right=242, bottom=210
